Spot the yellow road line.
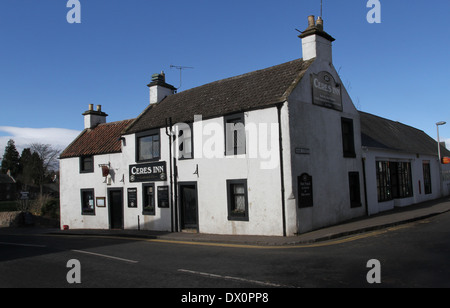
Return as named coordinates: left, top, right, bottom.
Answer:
left=143, top=223, right=413, bottom=249
left=22, top=222, right=414, bottom=250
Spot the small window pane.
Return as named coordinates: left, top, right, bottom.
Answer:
left=138, top=133, right=160, bottom=161
left=81, top=189, right=95, bottom=215
left=227, top=180, right=248, bottom=221
left=80, top=156, right=93, bottom=173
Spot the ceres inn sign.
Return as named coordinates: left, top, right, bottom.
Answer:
left=129, top=162, right=167, bottom=182
left=311, top=71, right=342, bottom=111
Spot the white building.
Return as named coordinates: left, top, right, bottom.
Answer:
left=360, top=112, right=450, bottom=215
left=59, top=16, right=449, bottom=236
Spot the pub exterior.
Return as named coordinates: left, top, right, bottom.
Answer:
left=59, top=16, right=449, bottom=236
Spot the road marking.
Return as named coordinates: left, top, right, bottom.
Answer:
left=146, top=224, right=413, bottom=249
left=38, top=221, right=415, bottom=250
left=178, top=269, right=298, bottom=288
left=0, top=241, right=46, bottom=248
left=71, top=249, right=138, bottom=264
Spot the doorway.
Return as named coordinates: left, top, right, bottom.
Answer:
left=108, top=188, right=123, bottom=229
left=179, top=183, right=198, bottom=230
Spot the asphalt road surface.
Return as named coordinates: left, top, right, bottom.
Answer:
left=1, top=211, right=449, bottom=293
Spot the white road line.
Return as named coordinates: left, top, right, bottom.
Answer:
left=0, top=241, right=46, bottom=248
left=178, top=269, right=298, bottom=288
left=71, top=249, right=138, bottom=264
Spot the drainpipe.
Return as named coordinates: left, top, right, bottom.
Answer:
left=165, top=118, right=175, bottom=232
left=277, top=103, right=287, bottom=237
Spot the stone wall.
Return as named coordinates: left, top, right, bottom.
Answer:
left=0, top=211, right=23, bottom=228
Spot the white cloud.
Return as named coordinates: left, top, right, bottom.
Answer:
left=445, top=138, right=450, bottom=150
left=0, top=126, right=81, bottom=155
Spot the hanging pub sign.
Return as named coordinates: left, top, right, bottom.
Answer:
left=129, top=162, right=167, bottom=183
left=298, top=173, right=313, bottom=208
left=311, top=71, right=342, bottom=111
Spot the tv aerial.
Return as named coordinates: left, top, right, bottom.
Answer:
left=170, top=65, right=194, bottom=90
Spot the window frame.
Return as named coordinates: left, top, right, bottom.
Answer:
left=176, top=122, right=194, bottom=160
left=79, top=156, right=94, bottom=173
left=423, top=161, right=432, bottom=195
left=226, top=179, right=249, bottom=221
left=390, top=162, right=413, bottom=199
left=376, top=161, right=391, bottom=202
left=136, top=129, right=161, bottom=162
left=341, top=117, right=356, bottom=158
left=224, top=113, right=246, bottom=156
left=376, top=160, right=413, bottom=202
left=142, top=183, right=156, bottom=215
left=80, top=188, right=95, bottom=215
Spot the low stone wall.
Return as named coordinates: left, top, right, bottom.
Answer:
left=0, top=211, right=23, bottom=228
left=0, top=211, right=59, bottom=228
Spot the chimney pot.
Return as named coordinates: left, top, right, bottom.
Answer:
left=89, top=104, right=93, bottom=111
left=307, top=15, right=315, bottom=28
left=316, top=16, right=323, bottom=30
left=97, top=105, right=102, bottom=112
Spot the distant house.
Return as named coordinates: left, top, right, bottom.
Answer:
left=0, top=173, right=17, bottom=201
left=360, top=112, right=450, bottom=215
left=59, top=15, right=450, bottom=236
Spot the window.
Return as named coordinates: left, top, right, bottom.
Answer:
left=391, top=162, right=413, bottom=199
left=136, top=130, right=160, bottom=162
left=341, top=118, right=356, bottom=158
left=80, top=189, right=95, bottom=215
left=80, top=156, right=94, bottom=173
left=226, top=179, right=249, bottom=221
left=224, top=113, right=246, bottom=155
left=348, top=172, right=361, bottom=208
left=176, top=123, right=193, bottom=159
left=376, top=161, right=391, bottom=202
left=157, top=186, right=169, bottom=208
left=142, top=183, right=155, bottom=215
left=423, top=162, right=432, bottom=194
left=376, top=161, right=413, bottom=202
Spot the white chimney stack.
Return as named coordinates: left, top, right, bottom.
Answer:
left=82, top=104, right=108, bottom=129
left=299, top=15, right=335, bottom=63
left=147, top=71, right=176, bottom=105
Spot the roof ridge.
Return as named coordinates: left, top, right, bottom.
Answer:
left=359, top=111, right=426, bottom=134
left=177, top=58, right=304, bottom=94
left=124, top=58, right=311, bottom=135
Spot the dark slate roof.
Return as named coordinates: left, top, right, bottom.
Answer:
left=124, top=58, right=314, bottom=134
left=360, top=111, right=450, bottom=157
left=60, top=119, right=134, bottom=159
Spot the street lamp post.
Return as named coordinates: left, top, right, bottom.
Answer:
left=436, top=121, right=446, bottom=162
left=436, top=121, right=446, bottom=197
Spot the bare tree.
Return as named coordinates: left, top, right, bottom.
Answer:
left=29, top=143, right=60, bottom=195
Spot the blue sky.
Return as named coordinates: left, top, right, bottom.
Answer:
left=1, top=0, right=450, bottom=155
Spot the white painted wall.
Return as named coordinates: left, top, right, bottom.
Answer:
left=183, top=107, right=284, bottom=236
left=60, top=107, right=287, bottom=236
left=363, top=148, right=447, bottom=215
left=60, top=152, right=126, bottom=230
left=286, top=59, right=366, bottom=233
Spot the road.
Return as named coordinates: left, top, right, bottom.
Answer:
left=1, top=211, right=449, bottom=292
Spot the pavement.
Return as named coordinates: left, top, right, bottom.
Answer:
left=49, top=197, right=450, bottom=247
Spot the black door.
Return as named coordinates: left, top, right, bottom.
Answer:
left=180, top=184, right=198, bottom=230
left=109, top=189, right=123, bottom=229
